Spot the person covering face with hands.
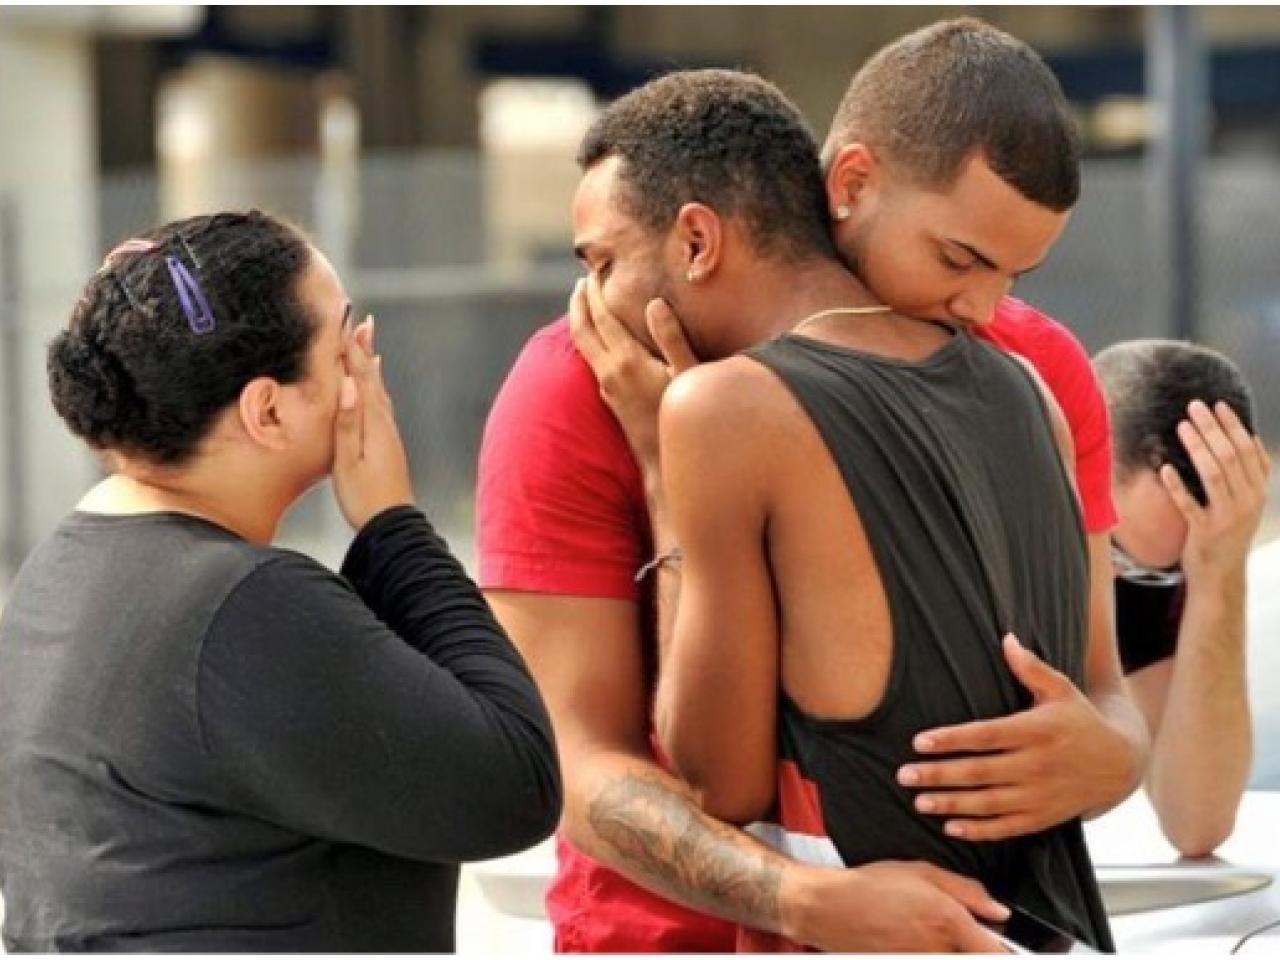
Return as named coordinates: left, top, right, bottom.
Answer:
left=1097, top=339, right=1270, bottom=857
left=0, top=210, right=560, bottom=952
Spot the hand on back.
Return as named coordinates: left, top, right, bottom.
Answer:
left=899, top=634, right=1134, bottom=841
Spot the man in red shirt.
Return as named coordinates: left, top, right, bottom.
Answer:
left=478, top=19, right=1146, bottom=953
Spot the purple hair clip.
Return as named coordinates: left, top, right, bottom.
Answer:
left=165, top=254, right=216, bottom=335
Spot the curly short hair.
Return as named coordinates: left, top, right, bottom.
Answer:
left=577, top=68, right=835, bottom=263
left=48, top=210, right=315, bottom=466
left=1094, top=339, right=1256, bottom=506
left=826, top=18, right=1081, bottom=211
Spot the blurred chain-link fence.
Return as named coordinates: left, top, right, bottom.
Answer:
left=1, top=152, right=1278, bottom=581
left=1017, top=157, right=1280, bottom=542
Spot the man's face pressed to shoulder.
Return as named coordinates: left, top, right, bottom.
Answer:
left=571, top=156, right=677, bottom=354
left=835, top=151, right=1069, bottom=327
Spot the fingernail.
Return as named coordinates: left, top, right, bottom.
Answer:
left=916, top=796, right=936, bottom=813
left=993, top=901, right=1011, bottom=920
left=945, top=821, right=965, bottom=838
left=339, top=376, right=356, bottom=410
left=898, top=766, right=920, bottom=786
left=914, top=733, right=935, bottom=752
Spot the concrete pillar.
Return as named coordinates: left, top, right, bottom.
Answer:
left=94, top=36, right=161, bottom=172
left=1146, top=6, right=1208, bottom=342
left=0, top=16, right=102, bottom=575
left=156, top=56, right=324, bottom=220
left=343, top=6, right=425, bottom=150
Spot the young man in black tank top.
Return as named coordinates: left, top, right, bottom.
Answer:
left=571, top=69, right=1112, bottom=950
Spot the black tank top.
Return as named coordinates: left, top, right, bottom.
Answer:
left=748, top=330, right=1113, bottom=952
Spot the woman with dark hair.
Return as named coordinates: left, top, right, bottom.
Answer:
left=0, top=211, right=561, bottom=951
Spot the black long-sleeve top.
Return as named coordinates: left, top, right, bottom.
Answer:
left=0, top=505, right=560, bottom=952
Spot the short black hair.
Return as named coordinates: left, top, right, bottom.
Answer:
left=1094, top=339, right=1256, bottom=505
left=826, top=18, right=1081, bottom=211
left=577, top=68, right=835, bottom=263
left=48, top=210, right=315, bottom=466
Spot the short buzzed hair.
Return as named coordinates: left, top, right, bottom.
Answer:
left=826, top=18, right=1081, bottom=211
left=578, top=68, right=835, bottom=264
left=1094, top=339, right=1255, bottom=505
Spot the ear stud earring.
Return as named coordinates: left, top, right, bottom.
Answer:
left=834, top=205, right=851, bottom=221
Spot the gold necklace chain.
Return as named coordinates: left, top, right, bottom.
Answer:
left=792, top=304, right=892, bottom=336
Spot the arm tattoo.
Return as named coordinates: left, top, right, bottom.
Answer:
left=587, top=770, right=783, bottom=930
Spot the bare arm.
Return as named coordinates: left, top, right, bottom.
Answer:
left=485, top=590, right=1008, bottom=951
left=652, top=361, right=781, bottom=823
left=1036, top=360, right=1150, bottom=818
left=484, top=592, right=789, bottom=925
left=1128, top=586, right=1249, bottom=856
left=1132, top=400, right=1268, bottom=856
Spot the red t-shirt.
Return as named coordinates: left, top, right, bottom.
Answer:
left=974, top=297, right=1117, bottom=533
left=477, top=320, right=729, bottom=951
left=475, top=298, right=1116, bottom=953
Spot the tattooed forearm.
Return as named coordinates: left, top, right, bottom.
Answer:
left=586, top=770, right=783, bottom=930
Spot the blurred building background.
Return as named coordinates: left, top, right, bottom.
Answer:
left=1, top=4, right=1279, bottom=583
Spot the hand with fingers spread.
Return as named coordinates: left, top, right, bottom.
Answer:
left=568, top=275, right=697, bottom=475
left=332, top=316, right=415, bottom=531
left=899, top=633, right=1134, bottom=842
left=1163, top=399, right=1271, bottom=587
left=784, top=860, right=1010, bottom=953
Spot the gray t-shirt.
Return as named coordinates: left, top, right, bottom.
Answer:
left=0, top=506, right=560, bottom=951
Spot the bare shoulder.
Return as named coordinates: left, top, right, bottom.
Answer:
left=660, top=354, right=796, bottom=438
left=658, top=355, right=801, bottom=505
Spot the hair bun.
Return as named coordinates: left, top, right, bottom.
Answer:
left=47, top=331, right=135, bottom=448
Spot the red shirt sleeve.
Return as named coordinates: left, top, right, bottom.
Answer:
left=476, top=318, right=649, bottom=600
left=977, top=298, right=1119, bottom=534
